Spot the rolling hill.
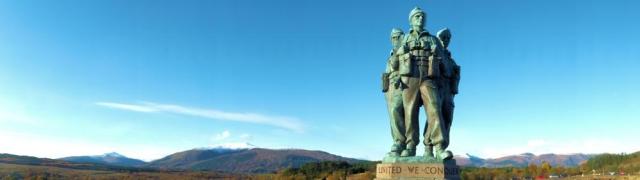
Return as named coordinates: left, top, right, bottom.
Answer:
left=60, top=152, right=146, bottom=167
left=455, top=153, right=592, bottom=167
left=147, top=148, right=364, bottom=173
left=0, top=153, right=150, bottom=172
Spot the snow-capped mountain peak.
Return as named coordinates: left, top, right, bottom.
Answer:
left=101, top=152, right=125, bottom=158
left=204, top=142, right=257, bottom=150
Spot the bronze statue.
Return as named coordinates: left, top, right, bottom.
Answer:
left=377, top=6, right=462, bottom=179
left=383, top=7, right=458, bottom=161
left=383, top=28, right=407, bottom=157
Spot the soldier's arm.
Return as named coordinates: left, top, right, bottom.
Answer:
left=427, top=36, right=443, bottom=78
left=451, top=56, right=461, bottom=94
left=390, top=52, right=400, bottom=71
left=431, top=36, right=445, bottom=57
left=384, top=56, right=393, bottom=74
left=385, top=55, right=398, bottom=78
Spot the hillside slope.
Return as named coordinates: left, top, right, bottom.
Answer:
left=60, top=152, right=146, bottom=167
left=455, top=153, right=592, bottom=167
left=147, top=148, right=364, bottom=173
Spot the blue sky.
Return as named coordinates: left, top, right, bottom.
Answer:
left=1, top=0, right=639, bottom=161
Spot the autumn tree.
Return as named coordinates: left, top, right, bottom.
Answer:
left=540, top=161, right=552, bottom=177
left=528, top=163, right=538, bottom=177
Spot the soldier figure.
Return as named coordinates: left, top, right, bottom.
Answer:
left=397, top=7, right=450, bottom=160
left=435, top=28, right=460, bottom=159
left=382, top=28, right=406, bottom=157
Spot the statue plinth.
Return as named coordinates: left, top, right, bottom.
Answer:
left=376, top=156, right=460, bottom=180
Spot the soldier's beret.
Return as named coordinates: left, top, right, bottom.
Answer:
left=437, top=28, right=451, bottom=39
left=409, top=7, right=425, bottom=22
left=391, top=28, right=404, bottom=36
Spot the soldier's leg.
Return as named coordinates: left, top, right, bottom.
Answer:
left=423, top=123, right=434, bottom=158
left=418, top=79, right=435, bottom=157
left=386, top=88, right=406, bottom=156
left=421, top=79, right=451, bottom=160
left=401, top=76, right=421, bottom=156
left=384, top=91, right=400, bottom=155
left=440, top=82, right=454, bottom=149
left=392, top=88, right=406, bottom=143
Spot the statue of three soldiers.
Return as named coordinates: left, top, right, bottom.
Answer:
left=382, top=7, right=460, bottom=161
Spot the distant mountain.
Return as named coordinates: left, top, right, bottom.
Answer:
left=0, top=153, right=239, bottom=179
left=0, top=153, right=149, bottom=172
left=147, top=147, right=248, bottom=169
left=2, top=143, right=366, bottom=174
left=147, top=147, right=364, bottom=173
left=455, top=153, right=592, bottom=167
left=60, top=152, right=146, bottom=167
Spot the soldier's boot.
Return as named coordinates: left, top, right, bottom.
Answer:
left=435, top=148, right=453, bottom=161
left=387, top=143, right=404, bottom=157
left=424, top=145, right=434, bottom=158
left=400, top=147, right=416, bottom=157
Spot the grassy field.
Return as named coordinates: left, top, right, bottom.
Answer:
left=0, top=162, right=376, bottom=180
left=0, top=163, right=244, bottom=180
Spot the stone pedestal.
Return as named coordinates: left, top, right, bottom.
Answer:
left=376, top=156, right=460, bottom=180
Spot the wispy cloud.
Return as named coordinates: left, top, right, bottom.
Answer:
left=239, top=133, right=252, bottom=140
left=95, top=102, right=158, bottom=113
left=209, top=130, right=254, bottom=143
left=213, top=130, right=231, bottom=141
left=96, top=101, right=305, bottom=132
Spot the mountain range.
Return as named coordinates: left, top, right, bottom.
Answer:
left=454, top=153, right=593, bottom=167
left=53, top=144, right=362, bottom=173
left=1, top=145, right=595, bottom=173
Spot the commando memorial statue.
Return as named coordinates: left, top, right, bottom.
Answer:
left=377, top=6, right=461, bottom=180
